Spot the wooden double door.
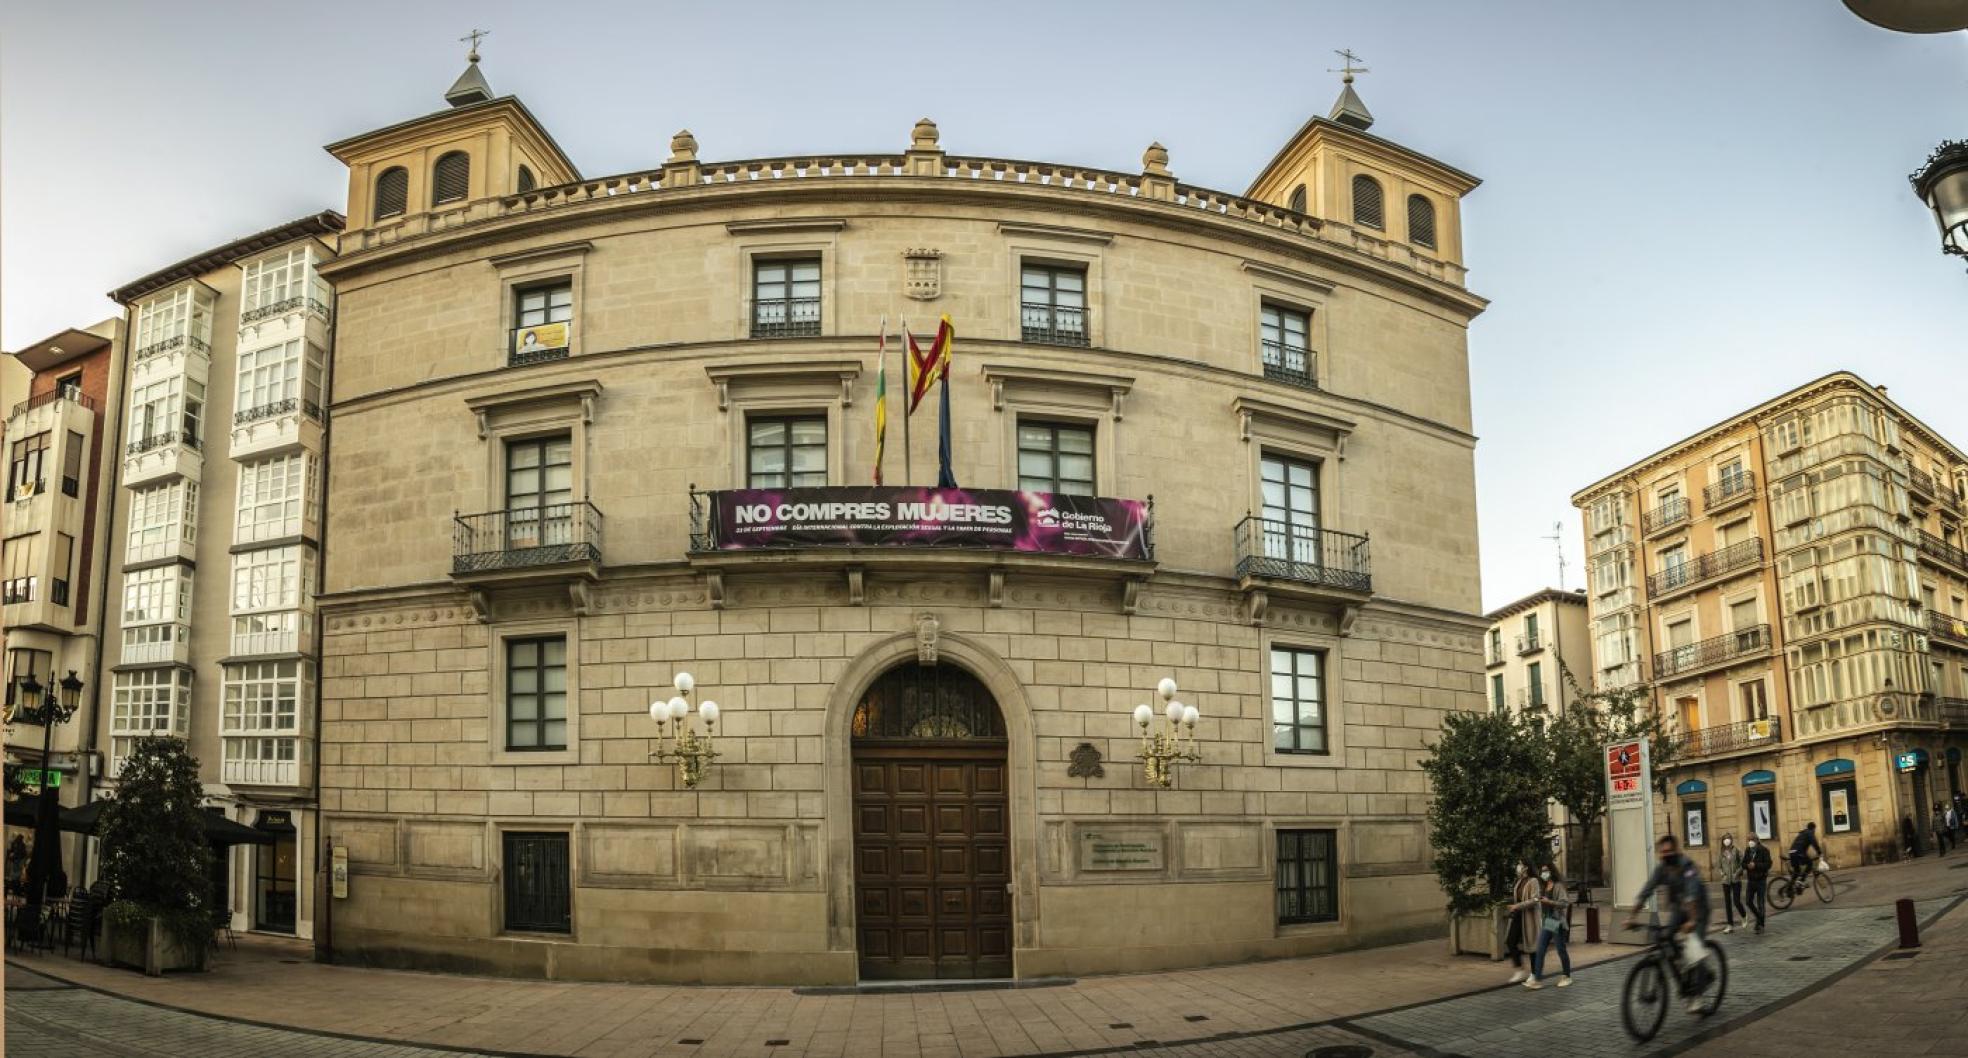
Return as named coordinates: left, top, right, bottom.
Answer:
left=852, top=743, right=1011, bottom=980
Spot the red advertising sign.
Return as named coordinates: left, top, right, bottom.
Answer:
left=1607, top=739, right=1647, bottom=806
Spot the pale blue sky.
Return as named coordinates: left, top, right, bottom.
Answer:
left=4, top=1, right=1964, bottom=610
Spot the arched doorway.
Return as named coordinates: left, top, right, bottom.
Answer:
left=850, top=662, right=1010, bottom=980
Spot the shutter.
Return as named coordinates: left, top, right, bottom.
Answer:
left=432, top=152, right=471, bottom=205
left=517, top=165, right=536, bottom=193
left=373, top=168, right=408, bottom=219
left=1406, top=194, right=1437, bottom=248
left=1351, top=175, right=1384, bottom=230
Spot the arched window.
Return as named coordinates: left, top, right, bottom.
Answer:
left=1351, top=175, right=1384, bottom=230
left=1407, top=194, right=1437, bottom=249
left=517, top=165, right=536, bottom=193
left=431, top=151, right=471, bottom=206
left=851, top=663, right=1005, bottom=741
left=1287, top=184, right=1307, bottom=213
left=373, top=167, right=408, bottom=220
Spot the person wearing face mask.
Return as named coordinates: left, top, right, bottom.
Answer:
left=1716, top=833, right=1746, bottom=934
left=1523, top=862, right=1573, bottom=989
left=1740, top=834, right=1772, bottom=934
left=1624, top=834, right=1713, bottom=1013
left=1505, top=861, right=1540, bottom=984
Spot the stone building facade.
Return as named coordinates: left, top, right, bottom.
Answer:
left=313, top=57, right=1489, bottom=983
left=1572, top=373, right=1968, bottom=875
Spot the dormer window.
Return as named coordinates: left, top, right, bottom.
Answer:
left=1351, top=175, right=1384, bottom=231
left=374, top=167, right=408, bottom=220
left=1407, top=194, right=1437, bottom=249
left=432, top=151, right=471, bottom=206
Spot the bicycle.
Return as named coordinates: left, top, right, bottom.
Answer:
left=1621, top=923, right=1728, bottom=1042
left=1767, top=858, right=1834, bottom=911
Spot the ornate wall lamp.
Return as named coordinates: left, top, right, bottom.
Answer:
left=649, top=672, right=720, bottom=788
left=1131, top=677, right=1200, bottom=788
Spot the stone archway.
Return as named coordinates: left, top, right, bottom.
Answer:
left=822, top=630, right=1038, bottom=981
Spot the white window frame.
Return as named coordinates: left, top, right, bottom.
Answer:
left=230, top=545, right=312, bottom=615
left=235, top=453, right=314, bottom=544
left=122, top=565, right=191, bottom=626
left=235, top=339, right=324, bottom=421
left=110, top=668, right=192, bottom=774
left=127, top=375, right=206, bottom=448
left=126, top=480, right=198, bottom=563
left=220, top=660, right=309, bottom=737
left=133, top=285, right=213, bottom=354
left=240, top=246, right=326, bottom=316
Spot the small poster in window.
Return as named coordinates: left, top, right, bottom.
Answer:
left=1752, top=798, right=1774, bottom=841
left=1685, top=807, right=1705, bottom=847
left=1829, top=788, right=1853, bottom=834
left=514, top=322, right=570, bottom=356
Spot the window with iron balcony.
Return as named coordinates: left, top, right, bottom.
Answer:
left=1020, top=264, right=1089, bottom=346
left=1260, top=304, right=1315, bottom=390
left=125, top=375, right=205, bottom=454
left=239, top=246, right=331, bottom=325
left=511, top=281, right=573, bottom=366
left=234, top=339, right=325, bottom=425
left=751, top=260, right=820, bottom=338
left=132, top=286, right=214, bottom=362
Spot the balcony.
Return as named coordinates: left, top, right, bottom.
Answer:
left=123, top=430, right=202, bottom=488
left=1646, top=538, right=1764, bottom=600
left=1919, top=531, right=1968, bottom=573
left=1926, top=609, right=1968, bottom=645
left=122, top=622, right=193, bottom=666
left=1703, top=472, right=1756, bottom=514
left=453, top=502, right=603, bottom=579
left=239, top=295, right=331, bottom=327
left=230, top=397, right=324, bottom=461
left=510, top=323, right=573, bottom=367
left=750, top=297, right=821, bottom=339
left=7, top=387, right=97, bottom=422
left=1019, top=303, right=1090, bottom=347
left=1641, top=496, right=1690, bottom=537
left=1260, top=340, right=1317, bottom=391
left=1486, top=644, right=1507, bottom=667
left=1652, top=623, right=1772, bottom=681
left=230, top=611, right=314, bottom=657
left=1233, top=517, right=1371, bottom=594
left=1908, top=467, right=1937, bottom=505
left=132, top=332, right=210, bottom=367
left=1514, top=688, right=1548, bottom=712
left=1517, top=632, right=1542, bottom=655
left=1678, top=716, right=1782, bottom=759
left=1939, top=697, right=1968, bottom=727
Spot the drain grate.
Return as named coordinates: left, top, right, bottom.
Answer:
left=678, top=1040, right=703, bottom=1046
left=1109, top=1023, right=1133, bottom=1030
left=1788, top=955, right=1813, bottom=961
left=1183, top=1015, right=1210, bottom=1022
left=765, top=1040, right=789, bottom=1047
left=1308, top=1047, right=1376, bottom=1058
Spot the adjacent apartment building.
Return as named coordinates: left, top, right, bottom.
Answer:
left=1483, top=587, right=1590, bottom=715
left=4, top=322, right=126, bottom=857
left=307, top=56, right=1489, bottom=983
left=1572, top=372, right=1968, bottom=871
left=95, top=213, right=342, bottom=937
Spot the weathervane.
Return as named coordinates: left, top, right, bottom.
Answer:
left=1329, top=48, right=1369, bottom=84
left=460, top=27, right=489, bottom=62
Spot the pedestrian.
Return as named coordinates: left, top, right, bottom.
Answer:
left=1716, top=833, right=1747, bottom=933
left=1933, top=803, right=1952, bottom=856
left=1902, top=814, right=1920, bottom=858
left=1505, top=860, right=1538, bottom=984
left=1948, top=799, right=1962, bottom=851
left=1524, top=862, right=1574, bottom=989
left=1741, top=833, right=1772, bottom=934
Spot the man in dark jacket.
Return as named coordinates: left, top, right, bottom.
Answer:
left=1625, top=834, right=1714, bottom=1013
left=1741, top=835, right=1773, bottom=934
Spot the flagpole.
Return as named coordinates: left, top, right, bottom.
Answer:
left=901, top=317, right=913, bottom=487
left=874, top=317, right=887, bottom=486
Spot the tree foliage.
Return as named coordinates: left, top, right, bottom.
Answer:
left=98, top=737, right=211, bottom=951
left=1419, top=709, right=1552, bottom=915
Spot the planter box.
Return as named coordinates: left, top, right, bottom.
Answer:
left=1448, top=903, right=1508, bottom=959
left=105, top=917, right=207, bottom=975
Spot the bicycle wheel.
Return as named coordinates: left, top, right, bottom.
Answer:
left=1768, top=877, right=1794, bottom=911
left=1696, top=942, right=1728, bottom=1017
left=1623, top=955, right=1670, bottom=1042
left=1813, top=871, right=1834, bottom=903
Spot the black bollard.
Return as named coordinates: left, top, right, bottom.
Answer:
left=1586, top=905, right=1602, bottom=944
left=1896, top=897, right=1920, bottom=949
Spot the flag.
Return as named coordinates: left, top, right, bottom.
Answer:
left=907, top=317, right=952, bottom=414
left=934, top=315, right=957, bottom=488
left=873, top=319, right=888, bottom=485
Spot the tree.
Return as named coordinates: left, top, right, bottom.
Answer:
left=1419, top=708, right=1552, bottom=915
left=98, top=737, right=211, bottom=954
left=1539, top=661, right=1682, bottom=884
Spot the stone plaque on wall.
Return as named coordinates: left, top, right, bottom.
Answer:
left=1078, top=828, right=1165, bottom=871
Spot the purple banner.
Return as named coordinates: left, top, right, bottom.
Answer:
left=709, top=487, right=1150, bottom=560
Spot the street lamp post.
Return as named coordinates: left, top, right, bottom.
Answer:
left=1131, top=677, right=1200, bottom=788
left=1911, top=140, right=1968, bottom=266
left=649, top=672, right=721, bottom=789
left=18, top=670, right=84, bottom=909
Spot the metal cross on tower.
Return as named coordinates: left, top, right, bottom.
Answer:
left=460, top=28, right=489, bottom=61
left=1329, top=49, right=1370, bottom=84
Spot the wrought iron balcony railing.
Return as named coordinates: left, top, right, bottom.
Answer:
left=1908, top=468, right=1938, bottom=501
left=1019, top=302, right=1090, bottom=347
left=750, top=298, right=821, bottom=339
left=1926, top=610, right=1968, bottom=643
left=1646, top=538, right=1764, bottom=598
left=239, top=295, right=331, bottom=326
left=1641, top=495, right=1691, bottom=535
left=1678, top=716, right=1781, bottom=759
left=1486, top=644, right=1507, bottom=667
left=1939, top=697, right=1968, bottom=726
left=1514, top=688, right=1547, bottom=711
left=1260, top=339, right=1317, bottom=390
left=453, top=501, right=604, bottom=574
left=132, top=333, right=210, bottom=364
left=1920, top=531, right=1968, bottom=572
left=1232, top=517, right=1371, bottom=593
left=125, top=430, right=199, bottom=456
left=8, top=387, right=97, bottom=421
left=1703, top=472, right=1756, bottom=512
left=234, top=397, right=324, bottom=426
left=1517, top=632, right=1542, bottom=655
left=1652, top=623, right=1771, bottom=680
left=510, top=324, right=573, bottom=366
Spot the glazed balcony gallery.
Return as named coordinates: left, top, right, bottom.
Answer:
left=307, top=57, right=1484, bottom=986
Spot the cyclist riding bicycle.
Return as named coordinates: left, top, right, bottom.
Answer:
left=1788, top=822, right=1823, bottom=885
left=1624, top=834, right=1714, bottom=1013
